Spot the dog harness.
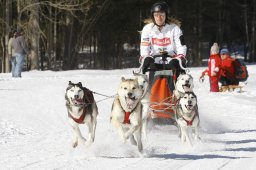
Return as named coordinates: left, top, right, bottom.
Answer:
left=123, top=112, right=131, bottom=124
left=68, top=109, right=86, bottom=124
left=184, top=115, right=195, bottom=126
left=175, top=105, right=197, bottom=126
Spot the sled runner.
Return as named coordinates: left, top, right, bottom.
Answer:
left=219, top=85, right=243, bottom=92
left=143, top=54, right=187, bottom=120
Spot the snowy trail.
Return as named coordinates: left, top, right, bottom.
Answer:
left=0, top=66, right=256, bottom=169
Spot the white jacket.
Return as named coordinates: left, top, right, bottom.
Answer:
left=140, top=23, right=187, bottom=63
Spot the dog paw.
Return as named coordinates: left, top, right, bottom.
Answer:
left=194, top=136, right=201, bottom=141
left=181, top=136, right=186, bottom=143
left=72, top=141, right=78, bottom=148
left=138, top=144, right=143, bottom=153
left=85, top=140, right=93, bottom=147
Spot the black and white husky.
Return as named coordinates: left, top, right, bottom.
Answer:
left=175, top=92, right=200, bottom=146
left=65, top=81, right=98, bottom=147
left=173, top=73, right=194, bottom=99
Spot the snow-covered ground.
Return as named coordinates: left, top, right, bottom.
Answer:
left=0, top=66, right=255, bottom=170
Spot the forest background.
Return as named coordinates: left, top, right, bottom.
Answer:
left=0, top=0, right=255, bottom=72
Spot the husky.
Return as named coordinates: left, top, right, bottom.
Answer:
left=65, top=81, right=98, bottom=148
left=110, top=77, right=143, bottom=152
left=175, top=92, right=200, bottom=146
left=133, top=72, right=150, bottom=141
left=173, top=73, right=194, bottom=100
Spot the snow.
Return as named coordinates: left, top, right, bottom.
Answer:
left=0, top=66, right=256, bottom=170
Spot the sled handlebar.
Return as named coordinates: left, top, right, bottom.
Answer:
left=145, top=57, right=189, bottom=73
left=134, top=54, right=189, bottom=74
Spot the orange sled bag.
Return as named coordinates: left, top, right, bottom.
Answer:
left=150, top=70, right=175, bottom=119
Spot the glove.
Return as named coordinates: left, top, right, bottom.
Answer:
left=199, top=75, right=204, bottom=83
left=168, top=59, right=184, bottom=69
left=142, top=57, right=154, bottom=74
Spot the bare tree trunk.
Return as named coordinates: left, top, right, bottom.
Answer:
left=3, top=0, right=12, bottom=73
left=17, top=0, right=21, bottom=25
left=47, top=5, right=53, bottom=70
left=251, top=0, right=256, bottom=62
left=53, top=6, right=57, bottom=69
left=63, top=13, right=76, bottom=70
left=192, top=0, right=202, bottom=66
left=29, top=0, right=40, bottom=70
left=219, top=0, right=226, bottom=46
left=197, top=0, right=202, bottom=66
left=93, top=33, right=97, bottom=69
left=89, top=35, right=92, bottom=68
left=244, top=0, right=249, bottom=61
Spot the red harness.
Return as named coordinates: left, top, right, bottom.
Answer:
left=69, top=109, right=86, bottom=124
left=68, top=89, right=94, bottom=124
left=123, top=112, right=131, bottom=124
left=183, top=114, right=195, bottom=126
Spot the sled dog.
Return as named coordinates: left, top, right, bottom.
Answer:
left=175, top=92, right=200, bottom=146
left=110, top=77, right=143, bottom=152
left=65, top=81, right=98, bottom=148
left=133, top=72, right=150, bottom=141
left=173, top=73, right=194, bottom=99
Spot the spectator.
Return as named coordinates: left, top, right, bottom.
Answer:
left=12, top=27, right=29, bottom=78
left=8, top=30, right=16, bottom=77
left=219, top=48, right=239, bottom=86
left=200, top=43, right=222, bottom=92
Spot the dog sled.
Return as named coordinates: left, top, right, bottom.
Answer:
left=140, top=53, right=188, bottom=121
left=219, top=85, right=243, bottom=92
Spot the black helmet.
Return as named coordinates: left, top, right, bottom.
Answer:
left=150, top=2, right=169, bottom=16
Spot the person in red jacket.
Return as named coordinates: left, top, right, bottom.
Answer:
left=200, top=43, right=222, bottom=92
left=219, top=48, right=239, bottom=86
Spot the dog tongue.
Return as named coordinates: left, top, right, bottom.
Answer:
left=183, top=85, right=190, bottom=91
left=186, top=105, right=193, bottom=110
left=126, top=98, right=135, bottom=108
left=74, top=99, right=83, bottom=104
left=127, top=98, right=134, bottom=104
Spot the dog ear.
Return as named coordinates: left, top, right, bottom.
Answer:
left=189, top=74, right=193, bottom=80
left=192, top=92, right=197, bottom=99
left=132, top=71, right=138, bottom=76
left=69, top=81, right=72, bottom=85
left=78, top=82, right=82, bottom=87
left=121, top=77, right=125, bottom=81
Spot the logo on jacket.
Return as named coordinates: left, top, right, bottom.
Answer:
left=152, top=38, right=171, bottom=46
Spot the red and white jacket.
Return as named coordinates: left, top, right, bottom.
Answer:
left=140, top=23, right=187, bottom=63
left=202, top=54, right=222, bottom=77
